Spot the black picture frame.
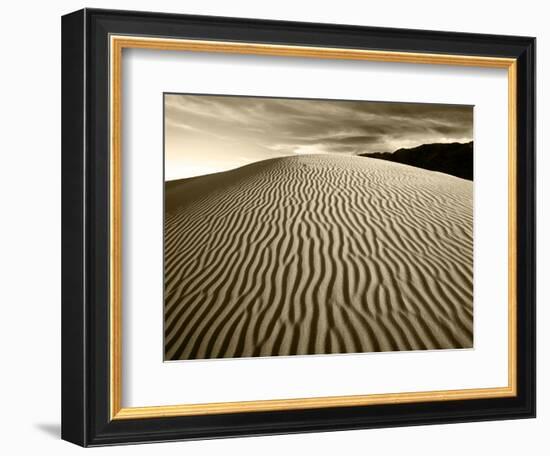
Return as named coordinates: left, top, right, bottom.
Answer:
left=62, top=8, right=536, bottom=447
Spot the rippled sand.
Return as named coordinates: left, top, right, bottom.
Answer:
left=164, top=154, right=473, bottom=360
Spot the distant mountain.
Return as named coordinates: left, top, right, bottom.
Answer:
left=359, top=141, right=473, bottom=180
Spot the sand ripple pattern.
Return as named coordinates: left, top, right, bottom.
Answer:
left=164, top=154, right=473, bottom=360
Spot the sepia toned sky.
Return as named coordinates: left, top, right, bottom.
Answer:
left=165, top=93, right=473, bottom=180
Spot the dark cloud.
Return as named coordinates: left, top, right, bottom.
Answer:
left=165, top=94, right=473, bottom=179
left=319, top=135, right=381, bottom=145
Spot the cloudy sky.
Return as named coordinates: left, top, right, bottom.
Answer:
left=165, top=93, right=473, bottom=180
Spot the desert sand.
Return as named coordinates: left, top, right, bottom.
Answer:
left=164, top=154, right=473, bottom=360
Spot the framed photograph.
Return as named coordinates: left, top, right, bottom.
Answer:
left=61, top=8, right=535, bottom=447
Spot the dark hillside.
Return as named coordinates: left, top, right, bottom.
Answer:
left=359, top=141, right=473, bottom=180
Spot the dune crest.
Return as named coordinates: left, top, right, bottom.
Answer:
left=164, top=154, right=473, bottom=360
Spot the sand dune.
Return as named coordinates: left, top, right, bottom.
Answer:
left=164, top=154, right=473, bottom=360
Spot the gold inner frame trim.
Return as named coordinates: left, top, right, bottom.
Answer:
left=109, top=35, right=518, bottom=420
